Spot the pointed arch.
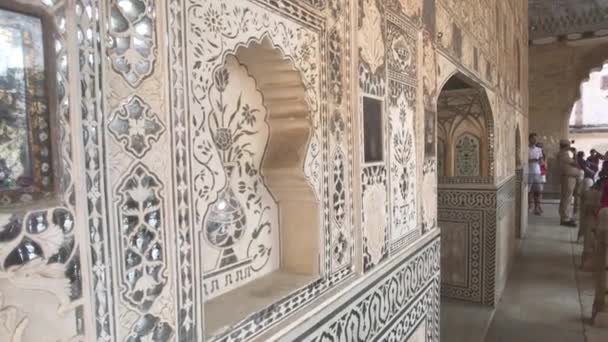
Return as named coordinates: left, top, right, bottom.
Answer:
left=435, top=72, right=495, bottom=180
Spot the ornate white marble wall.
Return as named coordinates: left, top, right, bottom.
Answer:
left=0, top=0, right=527, bottom=340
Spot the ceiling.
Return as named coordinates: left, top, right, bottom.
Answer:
left=529, top=0, right=608, bottom=40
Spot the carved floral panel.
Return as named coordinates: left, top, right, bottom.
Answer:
left=201, top=56, right=279, bottom=300
left=358, top=0, right=385, bottom=76
left=115, top=163, right=174, bottom=340
left=388, top=84, right=418, bottom=247
left=185, top=1, right=323, bottom=252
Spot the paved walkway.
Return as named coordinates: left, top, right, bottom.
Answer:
left=484, top=203, right=606, bottom=342
left=441, top=203, right=608, bottom=342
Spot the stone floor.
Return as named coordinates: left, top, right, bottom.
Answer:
left=441, top=202, right=608, bottom=342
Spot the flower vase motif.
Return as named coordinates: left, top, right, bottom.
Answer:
left=205, top=163, right=247, bottom=268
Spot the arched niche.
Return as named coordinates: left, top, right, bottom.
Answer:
left=435, top=73, right=494, bottom=180
left=202, top=37, right=319, bottom=334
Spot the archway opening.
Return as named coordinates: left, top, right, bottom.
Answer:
left=568, top=63, right=608, bottom=159
left=202, top=37, right=319, bottom=335
left=436, top=74, right=494, bottom=180
left=436, top=72, right=495, bottom=304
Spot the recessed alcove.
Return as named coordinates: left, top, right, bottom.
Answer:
left=203, top=37, right=320, bottom=336
left=436, top=76, right=492, bottom=179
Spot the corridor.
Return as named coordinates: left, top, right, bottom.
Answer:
left=443, top=202, right=608, bottom=342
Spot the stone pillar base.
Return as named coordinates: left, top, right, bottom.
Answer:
left=438, top=177, right=516, bottom=305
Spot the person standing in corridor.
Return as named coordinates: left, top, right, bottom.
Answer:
left=558, top=139, right=583, bottom=227
left=528, top=133, right=544, bottom=215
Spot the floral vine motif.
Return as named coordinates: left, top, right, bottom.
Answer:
left=332, top=150, right=346, bottom=226
left=330, top=110, right=345, bottom=142
left=389, top=92, right=418, bottom=243
left=108, top=96, right=165, bottom=158
left=330, top=0, right=341, bottom=18
left=358, top=0, right=385, bottom=75
left=188, top=1, right=323, bottom=224
left=115, top=163, right=167, bottom=312
left=202, top=56, right=277, bottom=299
left=107, top=0, right=157, bottom=87
left=328, top=28, right=343, bottom=104
left=333, top=231, right=347, bottom=265
left=391, top=128, right=416, bottom=230
left=332, top=149, right=347, bottom=269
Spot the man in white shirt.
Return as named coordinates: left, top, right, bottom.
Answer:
left=528, top=133, right=544, bottom=215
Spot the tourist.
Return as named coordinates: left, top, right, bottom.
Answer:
left=593, top=161, right=608, bottom=217
left=587, top=149, right=601, bottom=173
left=528, top=133, right=544, bottom=215
left=537, top=142, right=548, bottom=184
left=598, top=160, right=608, bottom=185
left=558, top=139, right=583, bottom=227
left=576, top=151, right=595, bottom=180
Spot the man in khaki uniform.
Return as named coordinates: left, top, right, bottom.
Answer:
left=558, top=139, right=583, bottom=226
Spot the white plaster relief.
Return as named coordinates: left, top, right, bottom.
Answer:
left=0, top=208, right=82, bottom=341
left=358, top=0, right=385, bottom=75
left=363, top=182, right=387, bottom=265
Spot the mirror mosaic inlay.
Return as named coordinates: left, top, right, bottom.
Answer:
left=0, top=7, right=52, bottom=204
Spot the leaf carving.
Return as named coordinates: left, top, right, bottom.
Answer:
left=358, top=0, right=385, bottom=74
